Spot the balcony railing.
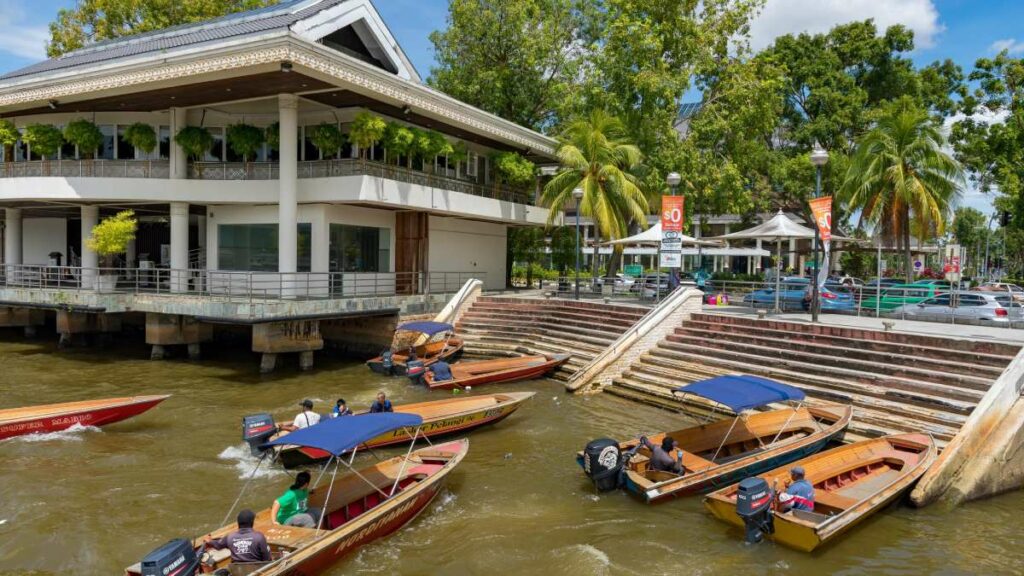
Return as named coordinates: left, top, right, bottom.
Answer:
left=1, top=158, right=533, bottom=204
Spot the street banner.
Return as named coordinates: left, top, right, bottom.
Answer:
left=660, top=195, right=684, bottom=269
left=808, top=196, right=833, bottom=242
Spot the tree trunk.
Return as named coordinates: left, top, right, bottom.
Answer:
left=606, top=245, right=623, bottom=279
left=526, top=257, right=534, bottom=289
left=591, top=232, right=600, bottom=278
left=903, top=210, right=913, bottom=283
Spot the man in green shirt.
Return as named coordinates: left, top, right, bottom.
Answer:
left=271, top=471, right=321, bottom=528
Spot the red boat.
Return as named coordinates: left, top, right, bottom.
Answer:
left=423, top=353, right=571, bottom=390
left=0, top=395, right=170, bottom=440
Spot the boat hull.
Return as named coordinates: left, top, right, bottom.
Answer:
left=426, top=354, right=570, bottom=390
left=0, top=395, right=169, bottom=440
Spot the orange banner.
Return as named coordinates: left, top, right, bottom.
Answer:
left=661, top=196, right=685, bottom=233
left=809, top=196, right=833, bottom=242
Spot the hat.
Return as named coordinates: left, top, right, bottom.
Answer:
left=790, top=466, right=805, bottom=477
left=300, top=399, right=314, bottom=409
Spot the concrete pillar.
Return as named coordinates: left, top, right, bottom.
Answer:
left=169, top=107, right=187, bottom=180
left=3, top=208, right=21, bottom=284
left=788, top=238, right=796, bottom=272
left=170, top=202, right=189, bottom=292
left=125, top=238, right=137, bottom=268
left=299, top=350, right=314, bottom=371
left=755, top=239, right=763, bottom=272
left=80, top=205, right=99, bottom=289
left=278, top=94, right=299, bottom=278
left=723, top=224, right=732, bottom=271
left=260, top=353, right=277, bottom=374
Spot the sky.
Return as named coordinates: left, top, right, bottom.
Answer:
left=1, top=0, right=1021, bottom=212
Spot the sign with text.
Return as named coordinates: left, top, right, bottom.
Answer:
left=660, top=196, right=684, bottom=268
left=944, top=244, right=962, bottom=282
left=624, top=264, right=643, bottom=277
left=808, top=196, right=833, bottom=242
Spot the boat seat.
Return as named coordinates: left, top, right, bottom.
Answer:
left=811, top=491, right=859, bottom=511
left=228, top=562, right=272, bottom=576
left=259, top=525, right=319, bottom=550
left=680, top=451, right=715, bottom=472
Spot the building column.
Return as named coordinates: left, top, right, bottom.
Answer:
left=755, top=239, right=763, bottom=272
left=80, top=206, right=99, bottom=289
left=788, top=238, right=796, bottom=272
left=170, top=202, right=189, bottom=293
left=3, top=208, right=21, bottom=284
left=278, top=95, right=299, bottom=296
left=723, top=224, right=732, bottom=271
left=169, top=107, right=187, bottom=180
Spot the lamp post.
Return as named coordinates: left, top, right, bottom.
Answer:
left=573, top=187, right=584, bottom=300
left=983, top=212, right=998, bottom=280
left=809, top=142, right=829, bottom=323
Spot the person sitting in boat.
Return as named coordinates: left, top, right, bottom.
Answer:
left=370, top=392, right=394, bottom=413
left=778, top=466, right=815, bottom=512
left=281, top=399, right=320, bottom=432
left=428, top=360, right=453, bottom=382
left=641, top=436, right=684, bottom=475
left=272, top=471, right=322, bottom=528
left=331, top=398, right=353, bottom=418
left=203, top=509, right=271, bottom=563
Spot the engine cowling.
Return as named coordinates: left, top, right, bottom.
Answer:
left=139, top=538, right=200, bottom=576
left=582, top=438, right=624, bottom=492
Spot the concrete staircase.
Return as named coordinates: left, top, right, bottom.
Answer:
left=606, top=312, right=1022, bottom=447
left=456, top=296, right=649, bottom=381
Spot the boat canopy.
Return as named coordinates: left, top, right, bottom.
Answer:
left=396, top=321, right=454, bottom=336
left=673, top=375, right=805, bottom=412
left=260, top=413, right=424, bottom=456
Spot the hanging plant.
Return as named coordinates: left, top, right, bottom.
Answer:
left=383, top=122, right=413, bottom=166
left=226, top=123, right=264, bottom=162
left=308, top=123, right=345, bottom=159
left=491, top=151, right=535, bottom=187
left=175, top=126, right=213, bottom=178
left=123, top=123, right=157, bottom=155
left=265, top=122, right=280, bottom=151
left=63, top=119, right=104, bottom=159
left=23, top=124, right=64, bottom=175
left=0, top=119, right=18, bottom=164
left=349, top=111, right=386, bottom=159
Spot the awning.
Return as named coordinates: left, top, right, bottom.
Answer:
left=260, top=413, right=424, bottom=456
left=679, top=247, right=770, bottom=256
left=396, top=321, right=454, bottom=336
left=709, top=211, right=816, bottom=242
left=673, top=375, right=806, bottom=412
left=602, top=222, right=721, bottom=247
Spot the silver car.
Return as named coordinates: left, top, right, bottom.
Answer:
left=894, top=291, right=1024, bottom=323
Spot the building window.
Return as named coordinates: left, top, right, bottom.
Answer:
left=99, top=125, right=115, bottom=160
left=205, top=127, right=225, bottom=162
left=159, top=126, right=171, bottom=160
left=60, top=138, right=76, bottom=160
left=465, top=151, right=479, bottom=177
left=329, top=224, right=390, bottom=272
left=116, top=125, right=135, bottom=159
left=218, top=223, right=312, bottom=272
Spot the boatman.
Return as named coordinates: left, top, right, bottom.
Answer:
left=271, top=471, right=322, bottom=528
left=429, top=359, right=453, bottom=382
left=641, top=436, right=684, bottom=475
left=778, top=466, right=815, bottom=512
left=332, top=398, right=353, bottom=418
left=370, top=391, right=394, bottom=413
left=281, top=399, right=320, bottom=432
left=203, top=509, right=271, bottom=563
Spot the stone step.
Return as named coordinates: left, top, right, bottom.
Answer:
left=477, top=296, right=649, bottom=318
left=465, top=303, right=645, bottom=326
left=460, top=309, right=639, bottom=332
left=459, top=325, right=613, bottom=351
left=664, top=333, right=995, bottom=392
left=458, top=317, right=625, bottom=343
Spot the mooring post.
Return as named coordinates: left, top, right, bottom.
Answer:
left=150, top=345, right=166, bottom=360
left=187, top=343, right=202, bottom=361
left=260, top=353, right=278, bottom=374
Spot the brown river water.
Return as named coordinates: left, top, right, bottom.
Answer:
left=1, top=334, right=1022, bottom=575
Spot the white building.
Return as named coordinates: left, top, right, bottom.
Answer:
left=0, top=0, right=557, bottom=295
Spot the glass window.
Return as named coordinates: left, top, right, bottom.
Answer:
left=99, top=125, right=115, bottom=159
left=116, top=125, right=135, bottom=159
left=329, top=224, right=390, bottom=272
left=218, top=223, right=311, bottom=272
left=159, top=126, right=171, bottom=159
left=926, top=295, right=951, bottom=306
left=15, top=138, right=27, bottom=162
left=204, top=127, right=224, bottom=162
left=60, top=139, right=76, bottom=160
left=302, top=126, right=319, bottom=161
left=958, top=295, right=986, bottom=307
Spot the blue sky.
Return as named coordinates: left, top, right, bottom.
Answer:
left=0, top=0, right=1019, bottom=211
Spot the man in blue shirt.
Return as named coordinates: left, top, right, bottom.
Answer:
left=429, top=360, right=453, bottom=382
left=778, top=466, right=815, bottom=512
left=369, top=391, right=393, bottom=413
left=331, top=398, right=352, bottom=418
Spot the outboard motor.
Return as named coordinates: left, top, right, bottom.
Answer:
left=381, top=349, right=395, bottom=373
left=139, top=538, right=200, bottom=576
left=735, top=477, right=775, bottom=544
left=407, top=359, right=426, bottom=385
left=242, top=412, right=277, bottom=457
left=582, top=438, right=624, bottom=492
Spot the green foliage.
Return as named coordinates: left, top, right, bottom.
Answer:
left=427, top=131, right=455, bottom=159
left=123, top=122, right=157, bottom=154
left=22, top=124, right=64, bottom=158
left=839, top=250, right=876, bottom=280
left=62, top=119, right=104, bottom=159
left=548, top=226, right=577, bottom=274
left=265, top=122, right=280, bottom=151
left=491, top=151, right=535, bottom=186
left=307, top=123, right=345, bottom=159
left=450, top=141, right=470, bottom=164
left=175, top=126, right=213, bottom=161
left=953, top=207, right=988, bottom=249
left=48, top=0, right=279, bottom=57
left=226, top=124, right=264, bottom=162
left=408, top=128, right=433, bottom=163
left=86, top=210, right=137, bottom=260
left=349, top=112, right=387, bottom=158
left=382, top=122, right=414, bottom=164
left=0, top=119, right=19, bottom=147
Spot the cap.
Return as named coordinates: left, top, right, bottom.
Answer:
left=300, top=399, right=314, bottom=409
left=791, top=466, right=805, bottom=477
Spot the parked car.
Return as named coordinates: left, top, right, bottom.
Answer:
left=631, top=273, right=672, bottom=297
left=593, top=273, right=637, bottom=293
left=861, top=283, right=945, bottom=312
left=860, top=278, right=902, bottom=299
left=802, top=282, right=856, bottom=312
left=893, top=292, right=1024, bottom=323
left=744, top=277, right=809, bottom=310
left=980, top=282, right=1024, bottom=303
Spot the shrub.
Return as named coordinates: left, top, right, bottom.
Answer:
left=123, top=123, right=157, bottom=154
left=308, top=123, right=345, bottom=159
left=174, top=126, right=213, bottom=161
left=0, top=119, right=19, bottom=153
left=86, top=210, right=137, bottom=267
left=265, top=122, right=280, bottom=151
left=491, top=151, right=535, bottom=186
left=349, top=112, right=386, bottom=158
left=226, top=123, right=264, bottom=162
left=63, top=119, right=104, bottom=159
left=382, top=122, right=414, bottom=165
left=22, top=124, right=64, bottom=158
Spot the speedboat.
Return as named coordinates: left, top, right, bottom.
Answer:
left=366, top=321, right=463, bottom=377
left=420, top=353, right=570, bottom=390
left=0, top=395, right=169, bottom=440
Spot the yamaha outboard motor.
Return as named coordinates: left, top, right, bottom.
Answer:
left=139, top=538, right=200, bottom=576
left=381, top=349, right=395, bottom=374
left=407, top=359, right=426, bottom=385
left=582, top=438, right=624, bottom=492
left=242, top=412, right=277, bottom=457
left=735, top=477, right=775, bottom=544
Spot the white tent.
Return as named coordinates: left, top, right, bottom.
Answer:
left=602, top=222, right=721, bottom=246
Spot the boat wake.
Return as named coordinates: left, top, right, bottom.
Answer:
left=8, top=423, right=101, bottom=443
left=218, top=444, right=286, bottom=480
left=551, top=544, right=612, bottom=575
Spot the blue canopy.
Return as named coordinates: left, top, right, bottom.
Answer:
left=260, top=413, right=424, bottom=456
left=396, top=321, right=454, bottom=336
left=673, top=375, right=805, bottom=412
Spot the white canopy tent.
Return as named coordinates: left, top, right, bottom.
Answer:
left=602, top=222, right=721, bottom=247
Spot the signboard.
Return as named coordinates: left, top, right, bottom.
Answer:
left=660, top=251, right=681, bottom=268
left=913, top=260, right=923, bottom=272
left=808, top=196, right=833, bottom=242
left=660, top=196, right=684, bottom=269
left=624, top=264, right=643, bottom=277
left=944, top=244, right=962, bottom=282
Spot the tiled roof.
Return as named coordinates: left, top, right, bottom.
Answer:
left=1, top=0, right=346, bottom=81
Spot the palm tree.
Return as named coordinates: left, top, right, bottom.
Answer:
left=840, top=102, right=964, bottom=282
left=540, top=110, right=648, bottom=277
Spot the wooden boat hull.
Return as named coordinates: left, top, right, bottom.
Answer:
left=424, top=353, right=570, bottom=390
left=703, top=433, right=937, bottom=552
left=0, top=395, right=170, bottom=440
left=366, top=338, right=464, bottom=376
left=277, top=392, right=533, bottom=468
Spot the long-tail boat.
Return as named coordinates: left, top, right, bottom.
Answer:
left=577, top=375, right=851, bottom=502
left=366, top=321, right=463, bottom=376
left=0, top=395, right=170, bottom=440
left=703, top=433, right=936, bottom=552
left=421, top=353, right=570, bottom=390
left=266, top=392, right=533, bottom=468
left=127, top=414, right=468, bottom=576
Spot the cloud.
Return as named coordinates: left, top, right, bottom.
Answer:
left=0, top=0, right=49, bottom=61
left=989, top=38, right=1024, bottom=55
left=747, top=0, right=944, bottom=52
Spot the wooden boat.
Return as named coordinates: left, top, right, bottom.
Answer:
left=703, top=433, right=937, bottom=552
left=273, top=392, right=533, bottom=468
left=0, top=395, right=170, bottom=440
left=366, top=321, right=463, bottom=376
left=577, top=375, right=851, bottom=502
left=127, top=414, right=468, bottom=576
left=422, top=353, right=570, bottom=390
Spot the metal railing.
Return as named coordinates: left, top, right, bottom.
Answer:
left=0, top=159, right=170, bottom=178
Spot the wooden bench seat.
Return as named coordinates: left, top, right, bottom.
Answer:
left=811, top=490, right=858, bottom=511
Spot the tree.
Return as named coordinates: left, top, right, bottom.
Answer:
left=0, top=119, right=20, bottom=164
left=840, top=100, right=964, bottom=282
left=174, top=126, right=213, bottom=177
left=265, top=122, right=280, bottom=152
left=349, top=112, right=386, bottom=160
left=307, top=123, right=345, bottom=160
left=22, top=124, right=64, bottom=175
left=226, top=124, right=264, bottom=162
left=491, top=152, right=535, bottom=187
left=63, top=119, right=104, bottom=159
left=509, top=227, right=546, bottom=288
left=549, top=226, right=577, bottom=275
left=123, top=122, right=157, bottom=155
left=47, top=0, right=279, bottom=57
left=382, top=122, right=414, bottom=166
left=952, top=206, right=988, bottom=271
left=86, top=210, right=137, bottom=268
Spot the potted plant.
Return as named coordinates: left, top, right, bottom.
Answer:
left=491, top=151, right=535, bottom=191
left=348, top=111, right=386, bottom=160
left=226, top=123, right=264, bottom=178
left=308, top=122, right=345, bottom=162
left=408, top=127, right=432, bottom=171
left=85, top=210, right=137, bottom=292
left=63, top=119, right=104, bottom=175
left=123, top=122, right=157, bottom=175
left=22, top=124, right=64, bottom=176
left=174, top=126, right=213, bottom=178
left=382, top=122, right=413, bottom=167
left=0, top=119, right=18, bottom=174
